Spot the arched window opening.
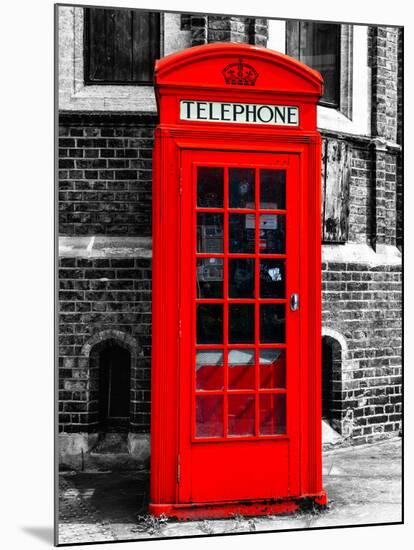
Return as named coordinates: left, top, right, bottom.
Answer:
left=322, top=335, right=342, bottom=427
left=98, top=341, right=131, bottom=432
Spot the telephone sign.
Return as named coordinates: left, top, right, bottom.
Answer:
left=150, top=43, right=326, bottom=519
left=180, top=100, right=299, bottom=126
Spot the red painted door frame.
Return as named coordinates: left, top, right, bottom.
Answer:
left=150, top=43, right=326, bottom=519
left=179, top=149, right=300, bottom=504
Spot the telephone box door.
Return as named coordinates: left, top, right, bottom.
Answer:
left=179, top=149, right=301, bottom=503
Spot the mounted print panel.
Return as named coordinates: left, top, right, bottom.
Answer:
left=56, top=4, right=402, bottom=545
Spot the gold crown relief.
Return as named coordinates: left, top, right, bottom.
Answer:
left=222, top=58, right=259, bottom=86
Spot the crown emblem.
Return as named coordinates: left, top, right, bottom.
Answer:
left=222, top=58, right=259, bottom=86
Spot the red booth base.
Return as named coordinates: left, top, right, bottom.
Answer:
left=149, top=491, right=327, bottom=520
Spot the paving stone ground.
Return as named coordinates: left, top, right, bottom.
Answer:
left=58, top=438, right=402, bottom=544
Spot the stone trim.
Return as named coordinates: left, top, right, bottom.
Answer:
left=81, top=329, right=139, bottom=359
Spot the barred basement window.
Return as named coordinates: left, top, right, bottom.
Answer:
left=286, top=21, right=341, bottom=109
left=84, top=8, right=160, bottom=84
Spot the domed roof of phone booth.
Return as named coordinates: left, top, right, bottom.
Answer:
left=154, top=42, right=323, bottom=98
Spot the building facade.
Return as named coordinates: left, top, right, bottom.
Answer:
left=57, top=6, right=403, bottom=469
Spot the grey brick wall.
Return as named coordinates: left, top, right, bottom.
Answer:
left=58, top=256, right=152, bottom=434
left=59, top=113, right=156, bottom=236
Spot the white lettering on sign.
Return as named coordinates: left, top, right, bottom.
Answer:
left=180, top=100, right=299, bottom=126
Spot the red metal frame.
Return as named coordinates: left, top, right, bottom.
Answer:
left=150, top=43, right=325, bottom=519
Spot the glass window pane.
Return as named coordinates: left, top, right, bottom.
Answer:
left=259, top=349, right=286, bottom=388
left=300, top=22, right=340, bottom=107
left=260, top=304, right=285, bottom=343
left=259, top=214, right=285, bottom=254
left=196, top=395, right=223, bottom=437
left=197, top=304, right=223, bottom=344
left=197, top=213, right=223, bottom=253
left=260, top=169, right=285, bottom=209
left=229, top=258, right=255, bottom=298
left=260, top=259, right=285, bottom=298
left=197, top=167, right=224, bottom=207
left=228, top=395, right=255, bottom=436
left=197, top=258, right=223, bottom=298
left=228, top=349, right=255, bottom=389
left=260, top=394, right=286, bottom=435
left=196, top=350, right=224, bottom=390
left=229, top=304, right=255, bottom=344
left=286, top=21, right=340, bottom=107
left=229, top=214, right=255, bottom=253
left=229, top=168, right=255, bottom=209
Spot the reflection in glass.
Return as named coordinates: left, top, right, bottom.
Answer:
left=259, top=214, right=285, bottom=254
left=197, top=213, right=223, bottom=253
left=197, top=304, right=223, bottom=344
left=260, top=169, right=285, bottom=209
left=196, top=350, right=224, bottom=390
left=228, top=349, right=255, bottom=389
left=197, top=258, right=223, bottom=298
left=259, top=349, right=286, bottom=388
left=229, top=168, right=255, bottom=208
left=229, top=258, right=254, bottom=298
left=260, top=394, right=286, bottom=435
left=197, top=167, right=224, bottom=207
left=229, top=214, right=255, bottom=253
left=228, top=395, right=255, bottom=436
left=229, top=304, right=255, bottom=343
left=260, top=259, right=285, bottom=298
left=196, top=395, right=224, bottom=437
left=260, top=304, right=285, bottom=343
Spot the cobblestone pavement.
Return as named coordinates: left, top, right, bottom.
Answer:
left=58, top=438, right=402, bottom=544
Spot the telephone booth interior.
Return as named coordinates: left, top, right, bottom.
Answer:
left=150, top=43, right=326, bottom=519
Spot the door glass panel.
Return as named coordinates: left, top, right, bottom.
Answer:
left=229, top=214, right=255, bottom=253
left=197, top=258, right=223, bottom=298
left=196, top=304, right=223, bottom=344
left=229, top=258, right=255, bottom=298
left=197, top=213, right=224, bottom=253
left=259, top=394, right=286, bottom=435
left=228, top=349, right=255, bottom=389
left=229, top=304, right=255, bottom=343
left=259, top=349, right=286, bottom=388
left=260, top=169, right=285, bottom=209
left=228, top=395, right=255, bottom=436
left=260, top=259, right=285, bottom=298
left=197, top=167, right=224, bottom=208
left=229, top=168, right=255, bottom=209
left=260, top=304, right=285, bottom=343
left=196, top=395, right=224, bottom=437
left=196, top=350, right=224, bottom=390
left=193, top=157, right=294, bottom=442
left=259, top=214, right=285, bottom=254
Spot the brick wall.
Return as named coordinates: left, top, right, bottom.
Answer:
left=322, top=262, right=402, bottom=441
left=208, top=16, right=268, bottom=45
left=185, top=14, right=268, bottom=47
left=396, top=27, right=403, bottom=249
left=59, top=113, right=156, bottom=236
left=370, top=26, right=399, bottom=142
left=58, top=256, right=152, bottom=434
left=348, top=146, right=374, bottom=244
left=57, top=21, right=402, bottom=446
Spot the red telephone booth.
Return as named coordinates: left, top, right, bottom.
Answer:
left=150, top=43, right=326, bottom=519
